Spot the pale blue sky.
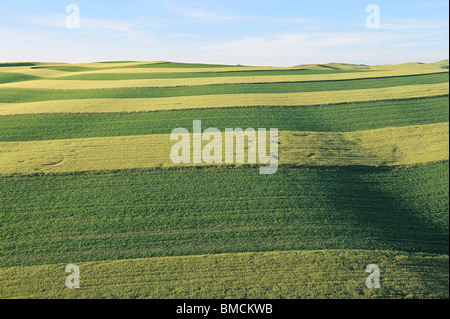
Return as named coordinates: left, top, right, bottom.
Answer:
left=0, top=0, right=448, bottom=66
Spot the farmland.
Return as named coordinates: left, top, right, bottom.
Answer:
left=1, top=163, right=448, bottom=267
left=0, top=73, right=447, bottom=102
left=0, top=96, right=447, bottom=142
left=0, top=123, right=447, bottom=175
left=0, top=60, right=448, bottom=299
left=1, top=250, right=448, bottom=299
left=0, top=83, right=447, bottom=115
left=1, top=70, right=447, bottom=90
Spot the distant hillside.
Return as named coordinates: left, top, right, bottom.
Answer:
left=292, top=60, right=449, bottom=71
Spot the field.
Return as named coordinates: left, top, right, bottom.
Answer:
left=0, top=123, right=447, bottom=175
left=0, top=60, right=448, bottom=299
left=1, top=163, right=448, bottom=267
left=1, top=250, right=448, bottom=299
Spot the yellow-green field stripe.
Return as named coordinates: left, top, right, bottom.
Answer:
left=0, top=83, right=447, bottom=116
left=0, top=65, right=293, bottom=79
left=0, top=62, right=165, bottom=78
left=1, top=70, right=447, bottom=90
left=0, top=123, right=447, bottom=176
left=51, top=65, right=446, bottom=76
left=0, top=250, right=447, bottom=299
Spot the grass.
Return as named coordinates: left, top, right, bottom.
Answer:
left=0, top=60, right=448, bottom=299
left=56, top=65, right=447, bottom=76
left=0, top=123, right=447, bottom=176
left=280, top=123, right=449, bottom=167
left=98, top=61, right=138, bottom=63
left=30, top=66, right=99, bottom=72
left=0, top=63, right=41, bottom=68
left=51, top=68, right=372, bottom=80
left=73, top=66, right=361, bottom=75
left=0, top=83, right=447, bottom=115
left=0, top=163, right=448, bottom=268
left=0, top=68, right=68, bottom=78
left=0, top=250, right=448, bottom=299
left=2, top=71, right=447, bottom=90
left=121, top=62, right=246, bottom=68
left=28, top=62, right=164, bottom=72
left=2, top=60, right=446, bottom=79
left=0, top=96, right=447, bottom=142
left=371, top=59, right=449, bottom=72
left=0, top=72, right=40, bottom=84
left=0, top=62, right=160, bottom=78
left=0, top=73, right=447, bottom=103
left=22, top=62, right=244, bottom=75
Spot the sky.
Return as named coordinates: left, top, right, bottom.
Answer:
left=0, top=0, right=448, bottom=66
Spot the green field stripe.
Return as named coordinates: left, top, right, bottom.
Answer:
left=38, top=62, right=246, bottom=71
left=0, top=163, right=448, bottom=267
left=0, top=62, right=164, bottom=78
left=0, top=83, right=447, bottom=115
left=123, top=62, right=252, bottom=68
left=2, top=60, right=446, bottom=79
left=1, top=71, right=447, bottom=90
left=28, top=62, right=171, bottom=73
left=0, top=250, right=448, bottom=299
left=58, top=66, right=299, bottom=75
left=0, top=123, right=447, bottom=176
left=0, top=63, right=42, bottom=68
left=31, top=66, right=98, bottom=73
left=58, top=60, right=447, bottom=75
left=51, top=68, right=371, bottom=81
left=0, top=65, right=299, bottom=79
left=96, top=61, right=248, bottom=69
left=0, top=73, right=40, bottom=84
left=0, top=96, right=447, bottom=142
left=0, top=73, right=447, bottom=104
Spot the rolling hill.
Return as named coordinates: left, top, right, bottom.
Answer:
left=0, top=60, right=448, bottom=299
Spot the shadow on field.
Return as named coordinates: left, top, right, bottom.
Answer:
left=285, top=164, right=448, bottom=254
left=277, top=101, right=448, bottom=256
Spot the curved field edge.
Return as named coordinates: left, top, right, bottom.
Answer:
left=0, top=250, right=448, bottom=299
left=0, top=97, right=448, bottom=142
left=0, top=123, right=447, bottom=176
left=49, top=69, right=373, bottom=81
left=1, top=60, right=446, bottom=78
left=0, top=73, right=40, bottom=84
left=43, top=64, right=448, bottom=77
left=1, top=163, right=448, bottom=267
left=0, top=70, right=447, bottom=90
left=0, top=65, right=346, bottom=78
left=0, top=73, right=447, bottom=104
left=0, top=83, right=447, bottom=115
left=0, top=62, right=165, bottom=77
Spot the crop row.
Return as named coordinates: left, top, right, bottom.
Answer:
left=52, top=68, right=370, bottom=81
left=1, top=72, right=448, bottom=91
left=0, top=163, right=448, bottom=267
left=1, top=83, right=447, bottom=116
left=1, top=249, right=448, bottom=299
left=0, top=97, right=447, bottom=142
left=0, top=123, right=447, bottom=176
left=0, top=72, right=39, bottom=84
left=0, top=73, right=448, bottom=103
